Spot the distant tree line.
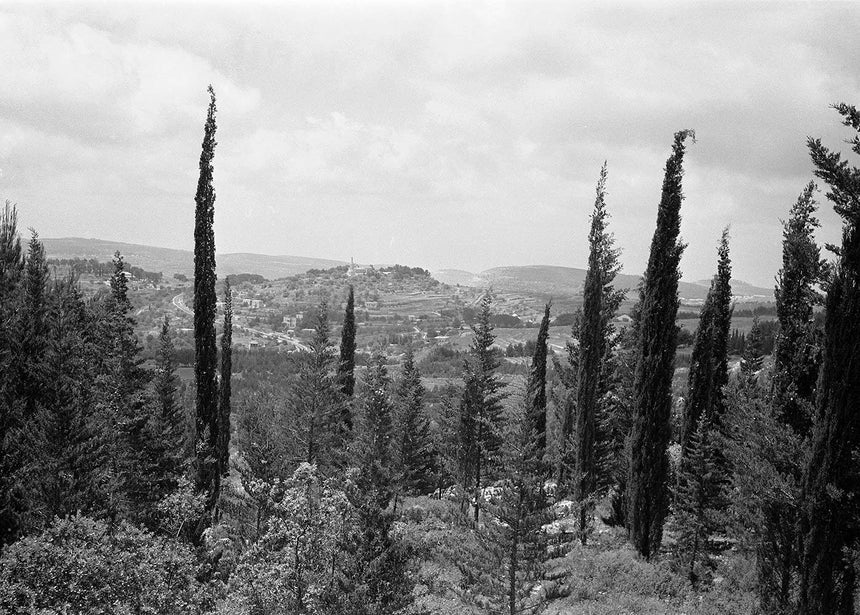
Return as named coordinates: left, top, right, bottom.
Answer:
left=47, top=256, right=163, bottom=283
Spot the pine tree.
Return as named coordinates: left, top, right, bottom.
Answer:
left=288, top=300, right=344, bottom=470
left=394, top=347, right=438, bottom=500
left=458, top=292, right=507, bottom=522
left=152, top=317, right=186, bottom=495
left=628, top=129, right=694, bottom=559
left=218, top=280, right=232, bottom=477
left=526, top=302, right=551, bottom=465
left=671, top=415, right=727, bottom=588
left=681, top=229, right=733, bottom=452
left=327, top=353, right=414, bottom=615
left=796, top=103, right=860, bottom=615
left=574, top=163, right=622, bottom=541
left=193, top=85, right=220, bottom=525
left=456, top=393, right=554, bottom=615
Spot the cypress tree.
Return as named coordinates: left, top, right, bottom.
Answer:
left=193, top=85, right=220, bottom=523
left=681, top=229, right=733, bottom=452
left=337, top=284, right=357, bottom=431
left=796, top=103, right=860, bottom=615
left=628, top=129, right=694, bottom=559
left=772, top=181, right=825, bottom=437
left=526, top=302, right=551, bottom=465
left=218, top=280, right=232, bottom=477
left=574, top=163, right=621, bottom=541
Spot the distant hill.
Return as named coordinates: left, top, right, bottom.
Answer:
left=41, top=238, right=346, bottom=280
left=433, top=265, right=773, bottom=302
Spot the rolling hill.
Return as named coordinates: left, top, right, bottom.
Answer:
left=433, top=265, right=773, bottom=302
left=41, top=237, right=346, bottom=280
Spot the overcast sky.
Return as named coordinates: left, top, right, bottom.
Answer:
left=1, top=2, right=858, bottom=286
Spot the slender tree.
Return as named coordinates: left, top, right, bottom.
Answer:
left=193, top=85, right=220, bottom=524
left=772, top=181, right=825, bottom=437
left=574, top=163, right=621, bottom=541
left=526, top=302, right=551, bottom=465
left=218, top=280, right=232, bottom=477
left=681, top=229, right=733, bottom=452
left=458, top=292, right=507, bottom=522
left=797, top=103, right=860, bottom=615
left=739, top=315, right=764, bottom=383
left=0, top=201, right=22, bottom=296
left=153, top=317, right=186, bottom=489
left=755, top=185, right=825, bottom=614
left=628, top=129, right=694, bottom=559
left=337, top=285, right=357, bottom=435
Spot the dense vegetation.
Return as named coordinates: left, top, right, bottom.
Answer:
left=0, top=93, right=858, bottom=615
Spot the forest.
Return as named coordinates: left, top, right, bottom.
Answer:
left=0, top=88, right=858, bottom=615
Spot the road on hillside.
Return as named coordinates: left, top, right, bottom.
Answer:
left=173, top=293, right=311, bottom=352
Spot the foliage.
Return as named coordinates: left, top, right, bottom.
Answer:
left=193, top=85, right=222, bottom=527
left=0, top=514, right=212, bottom=614
left=628, top=129, right=694, bottom=559
left=574, top=163, right=623, bottom=540
left=796, top=102, right=860, bottom=615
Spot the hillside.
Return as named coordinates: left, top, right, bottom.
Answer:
left=41, top=237, right=346, bottom=280
left=435, top=265, right=773, bottom=301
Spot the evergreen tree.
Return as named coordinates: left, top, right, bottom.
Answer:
left=739, top=315, right=764, bottom=383
left=628, top=129, right=694, bottom=559
left=193, top=85, right=220, bottom=525
left=526, top=302, right=551, bottom=465
left=554, top=312, right=580, bottom=490
left=152, top=317, right=186, bottom=497
left=458, top=293, right=507, bottom=522
left=288, top=300, right=344, bottom=471
left=0, top=201, right=22, bottom=296
left=772, top=181, right=825, bottom=437
left=671, top=415, right=727, bottom=588
left=394, top=347, right=438, bottom=500
left=218, top=280, right=232, bottom=477
left=681, top=229, right=733, bottom=452
left=796, top=103, right=860, bottom=615
left=338, top=284, right=357, bottom=407
left=574, top=163, right=622, bottom=541
left=457, top=394, right=554, bottom=615
left=755, top=185, right=825, bottom=614
left=327, top=353, right=414, bottom=615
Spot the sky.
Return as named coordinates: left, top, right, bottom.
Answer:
left=1, top=1, right=858, bottom=286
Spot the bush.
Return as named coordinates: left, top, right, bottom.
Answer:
left=0, top=514, right=212, bottom=614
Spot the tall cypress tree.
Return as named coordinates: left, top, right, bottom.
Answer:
left=337, top=284, right=357, bottom=430
left=193, top=85, right=220, bottom=523
left=681, top=229, right=733, bottom=452
left=526, top=302, right=551, bottom=465
left=574, top=163, right=621, bottom=541
left=218, top=280, right=232, bottom=477
left=628, top=129, right=694, bottom=559
left=755, top=184, right=825, bottom=614
left=0, top=201, right=22, bottom=296
left=772, top=181, right=825, bottom=437
left=797, top=103, right=860, bottom=615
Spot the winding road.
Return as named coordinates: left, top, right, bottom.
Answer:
left=172, top=293, right=311, bottom=352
